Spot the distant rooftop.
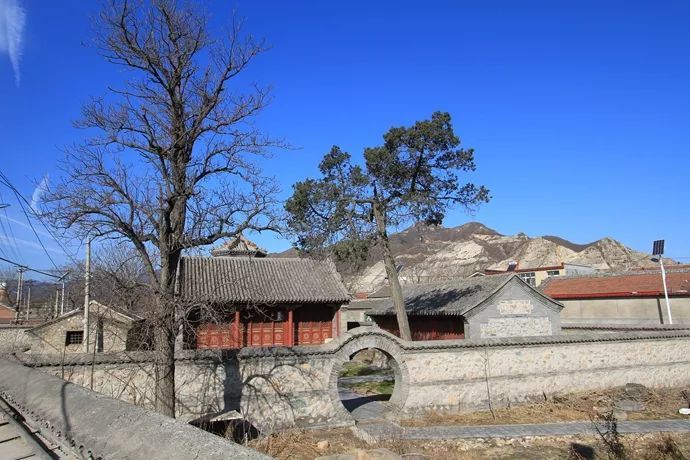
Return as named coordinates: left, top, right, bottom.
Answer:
left=542, top=269, right=690, bottom=299
left=210, top=234, right=268, bottom=258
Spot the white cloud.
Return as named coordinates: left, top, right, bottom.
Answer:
left=0, top=214, right=53, bottom=239
left=0, top=0, right=26, bottom=85
left=0, top=234, right=63, bottom=255
left=30, top=174, right=48, bottom=210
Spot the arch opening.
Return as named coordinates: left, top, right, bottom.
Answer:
left=337, top=348, right=397, bottom=417
left=328, top=331, right=409, bottom=423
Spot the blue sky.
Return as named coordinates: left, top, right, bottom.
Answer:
left=1, top=0, right=689, bottom=275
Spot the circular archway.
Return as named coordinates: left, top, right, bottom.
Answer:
left=327, top=329, right=409, bottom=422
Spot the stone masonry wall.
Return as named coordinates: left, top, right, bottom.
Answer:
left=29, top=311, right=131, bottom=354
left=467, top=279, right=562, bottom=338
left=0, top=326, right=33, bottom=353
left=16, top=327, right=690, bottom=432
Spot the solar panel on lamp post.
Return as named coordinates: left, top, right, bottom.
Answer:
left=651, top=240, right=672, bottom=325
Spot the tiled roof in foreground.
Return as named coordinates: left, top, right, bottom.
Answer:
left=366, top=274, right=517, bottom=316
left=178, top=257, right=350, bottom=304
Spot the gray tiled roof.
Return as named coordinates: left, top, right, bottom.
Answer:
left=178, top=257, right=350, bottom=304
left=366, top=274, right=515, bottom=316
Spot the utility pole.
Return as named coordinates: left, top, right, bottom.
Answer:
left=659, top=255, right=672, bottom=324
left=652, top=240, right=672, bottom=325
left=60, top=281, right=65, bottom=315
left=14, top=267, right=25, bottom=321
left=84, top=239, right=91, bottom=352
left=54, top=284, right=60, bottom=318
left=24, top=282, right=31, bottom=321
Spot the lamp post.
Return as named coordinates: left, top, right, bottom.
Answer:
left=652, top=240, right=672, bottom=325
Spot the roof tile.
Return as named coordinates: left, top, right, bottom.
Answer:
left=178, top=257, right=350, bottom=304
left=543, top=271, right=690, bottom=299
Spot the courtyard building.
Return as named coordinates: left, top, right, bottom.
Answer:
left=471, top=262, right=595, bottom=287
left=177, top=236, right=350, bottom=349
left=362, top=274, right=564, bottom=340
left=27, top=300, right=143, bottom=354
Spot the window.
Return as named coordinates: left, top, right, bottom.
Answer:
left=546, top=270, right=560, bottom=277
left=518, top=272, right=536, bottom=286
left=65, top=330, right=83, bottom=345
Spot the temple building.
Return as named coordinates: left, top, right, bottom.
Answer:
left=178, top=235, right=350, bottom=349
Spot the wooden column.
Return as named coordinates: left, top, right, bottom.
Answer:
left=234, top=310, right=241, bottom=348
left=287, top=309, right=294, bottom=346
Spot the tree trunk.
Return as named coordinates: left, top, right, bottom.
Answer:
left=154, top=249, right=181, bottom=417
left=154, top=317, right=176, bottom=417
left=372, top=201, right=412, bottom=341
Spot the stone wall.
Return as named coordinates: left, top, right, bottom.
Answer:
left=16, top=326, right=690, bottom=432
left=466, top=280, right=562, bottom=338
left=0, top=357, right=267, bottom=459
left=30, top=310, right=132, bottom=354
left=0, top=326, right=33, bottom=353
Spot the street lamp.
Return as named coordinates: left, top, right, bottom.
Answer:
left=651, top=240, right=672, bottom=325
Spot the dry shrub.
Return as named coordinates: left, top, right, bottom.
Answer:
left=592, top=411, right=627, bottom=460
left=248, top=429, right=319, bottom=459
left=640, top=434, right=687, bottom=460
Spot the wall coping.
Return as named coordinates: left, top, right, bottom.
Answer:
left=0, top=357, right=268, bottom=459
left=561, top=323, right=690, bottom=331
left=10, top=327, right=690, bottom=367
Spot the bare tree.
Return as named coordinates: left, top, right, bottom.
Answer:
left=42, top=0, right=281, bottom=416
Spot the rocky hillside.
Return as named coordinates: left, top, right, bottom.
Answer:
left=341, top=222, right=660, bottom=293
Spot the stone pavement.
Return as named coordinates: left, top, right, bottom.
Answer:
left=339, top=389, right=395, bottom=421
left=356, top=418, right=690, bottom=441
left=340, top=384, right=690, bottom=442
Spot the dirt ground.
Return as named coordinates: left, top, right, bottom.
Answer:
left=248, top=427, right=690, bottom=459
left=245, top=385, right=690, bottom=459
left=402, top=385, right=690, bottom=427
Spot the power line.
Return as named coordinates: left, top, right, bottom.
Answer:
left=0, top=255, right=67, bottom=280
left=8, top=184, right=60, bottom=271
left=0, top=171, right=81, bottom=267
left=0, top=190, right=23, bottom=262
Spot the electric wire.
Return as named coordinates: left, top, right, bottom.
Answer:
left=0, top=189, right=23, bottom=262
left=0, top=255, right=65, bottom=279
left=0, top=171, right=81, bottom=267
left=8, top=184, right=60, bottom=271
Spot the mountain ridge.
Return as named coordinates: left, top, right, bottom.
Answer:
left=313, top=222, right=663, bottom=292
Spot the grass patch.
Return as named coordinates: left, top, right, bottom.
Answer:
left=342, top=379, right=395, bottom=396
left=338, top=362, right=388, bottom=377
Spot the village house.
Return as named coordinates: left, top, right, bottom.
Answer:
left=472, top=262, right=595, bottom=287
left=542, top=269, right=690, bottom=325
left=27, top=300, right=143, bottom=354
left=177, top=237, right=351, bottom=349
left=356, top=274, right=563, bottom=340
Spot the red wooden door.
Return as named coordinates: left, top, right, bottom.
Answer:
left=294, top=307, right=334, bottom=345
left=246, top=320, right=286, bottom=347
left=197, top=323, right=238, bottom=349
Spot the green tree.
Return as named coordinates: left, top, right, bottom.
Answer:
left=285, top=112, right=490, bottom=340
